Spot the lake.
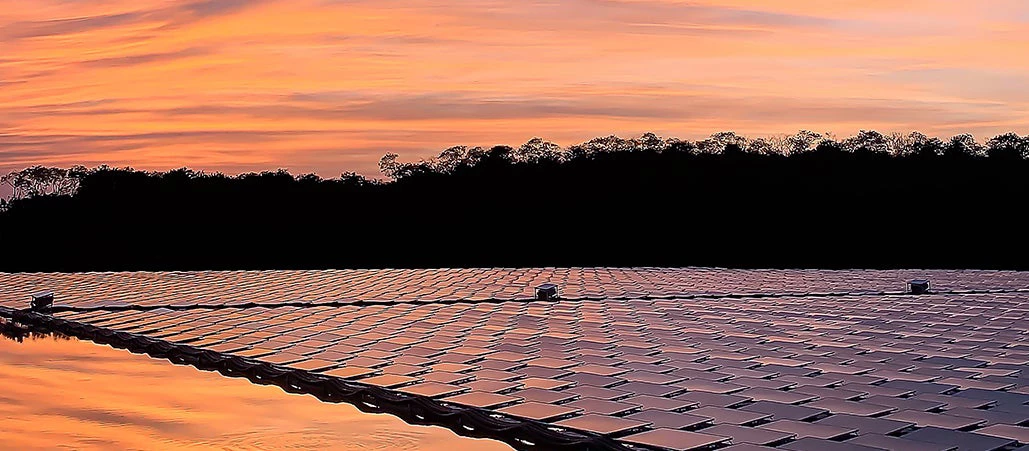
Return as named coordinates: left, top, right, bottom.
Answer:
left=0, top=332, right=512, bottom=450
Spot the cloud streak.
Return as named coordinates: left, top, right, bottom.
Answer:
left=0, top=0, right=271, bottom=40
left=76, top=47, right=213, bottom=68
left=0, top=12, right=141, bottom=40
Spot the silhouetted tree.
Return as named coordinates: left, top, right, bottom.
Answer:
left=944, top=134, right=984, bottom=159
left=567, top=135, right=632, bottom=159
left=697, top=131, right=746, bottom=154
left=1, top=165, right=85, bottom=201
left=844, top=130, right=891, bottom=154
left=889, top=131, right=927, bottom=157
left=379, top=153, right=403, bottom=179
left=657, top=138, right=692, bottom=155
left=904, top=132, right=946, bottom=159
left=785, top=130, right=824, bottom=155
left=811, top=139, right=844, bottom=156
left=986, top=133, right=1028, bottom=161
left=435, top=146, right=471, bottom=173
left=632, top=132, right=668, bottom=154
left=514, top=138, right=563, bottom=164
left=746, top=137, right=783, bottom=156
left=339, top=171, right=377, bottom=188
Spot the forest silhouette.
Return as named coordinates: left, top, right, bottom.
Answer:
left=2, top=130, right=1028, bottom=272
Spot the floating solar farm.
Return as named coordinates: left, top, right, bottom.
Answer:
left=2, top=268, right=1028, bottom=450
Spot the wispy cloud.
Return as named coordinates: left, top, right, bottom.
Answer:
left=76, top=47, right=212, bottom=68
left=0, top=0, right=272, bottom=40
left=0, top=12, right=145, bottom=40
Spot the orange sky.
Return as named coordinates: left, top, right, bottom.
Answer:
left=1, top=0, right=1028, bottom=177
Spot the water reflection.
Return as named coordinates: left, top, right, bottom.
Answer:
left=0, top=328, right=513, bottom=450
left=0, top=316, right=67, bottom=342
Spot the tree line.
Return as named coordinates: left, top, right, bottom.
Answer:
left=2, top=129, right=1028, bottom=272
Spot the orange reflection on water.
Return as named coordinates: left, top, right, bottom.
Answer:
left=0, top=335, right=513, bottom=450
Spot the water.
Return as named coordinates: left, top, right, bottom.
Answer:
left=0, top=332, right=513, bottom=450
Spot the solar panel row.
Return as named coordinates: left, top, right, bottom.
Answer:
left=3, top=267, right=1029, bottom=310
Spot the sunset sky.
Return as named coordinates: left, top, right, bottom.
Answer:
left=2, top=0, right=1028, bottom=177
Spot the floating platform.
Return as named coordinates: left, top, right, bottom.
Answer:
left=2, top=268, right=1028, bottom=450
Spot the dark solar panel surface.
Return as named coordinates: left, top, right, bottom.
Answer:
left=2, top=267, right=1028, bottom=450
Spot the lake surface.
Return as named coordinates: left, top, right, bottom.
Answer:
left=0, top=333, right=513, bottom=450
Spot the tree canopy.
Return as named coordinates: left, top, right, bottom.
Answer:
left=2, top=129, right=1028, bottom=272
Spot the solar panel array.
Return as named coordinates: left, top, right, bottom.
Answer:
left=3, top=268, right=1029, bottom=450
left=2, top=268, right=1028, bottom=309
